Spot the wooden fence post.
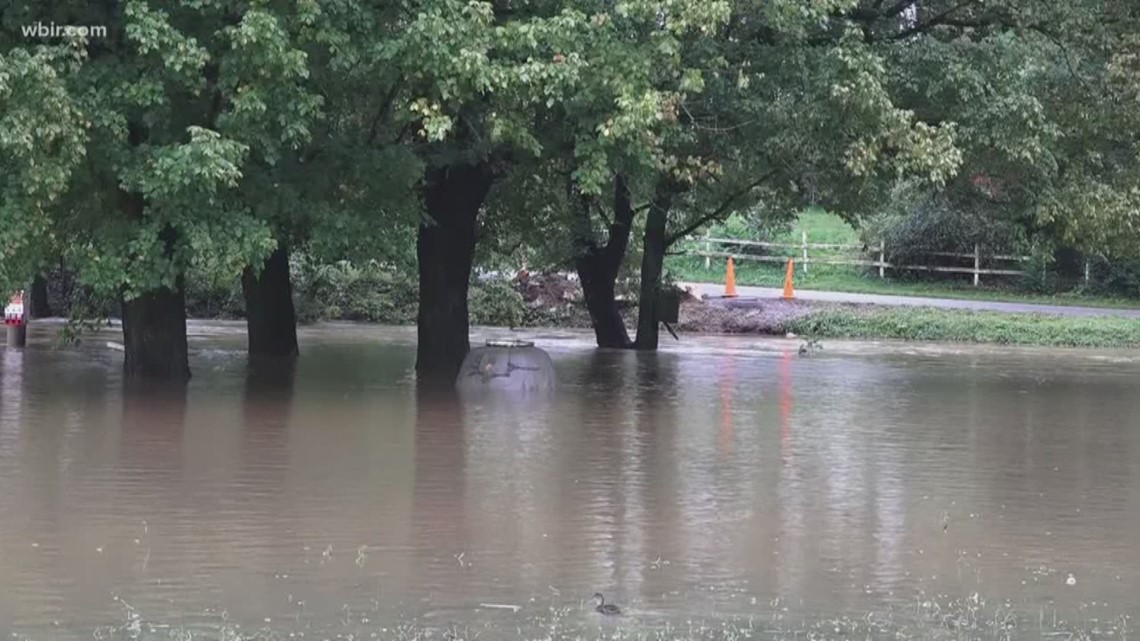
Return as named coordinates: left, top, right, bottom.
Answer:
left=878, top=240, right=885, bottom=279
left=801, top=230, right=808, bottom=274
left=704, top=230, right=711, bottom=270
left=973, top=243, right=980, bottom=287
left=1084, top=259, right=1090, bottom=286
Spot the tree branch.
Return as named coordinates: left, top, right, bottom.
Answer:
left=602, top=173, right=635, bottom=260
left=591, top=200, right=612, bottom=228
left=848, top=0, right=915, bottom=23
left=1029, top=25, right=1096, bottom=97
left=890, top=0, right=986, bottom=40
left=368, top=78, right=404, bottom=146
left=664, top=169, right=778, bottom=247
left=569, top=175, right=600, bottom=254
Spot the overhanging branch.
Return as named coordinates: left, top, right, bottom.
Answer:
left=664, top=169, right=779, bottom=247
left=369, top=78, right=405, bottom=146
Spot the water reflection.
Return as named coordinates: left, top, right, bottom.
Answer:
left=119, top=383, right=188, bottom=472
left=0, top=329, right=1138, bottom=638
left=0, top=347, right=25, bottom=456
left=412, top=388, right=469, bottom=605
left=241, top=356, right=296, bottom=498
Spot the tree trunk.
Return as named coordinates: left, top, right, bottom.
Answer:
left=577, top=256, right=630, bottom=348
left=242, top=242, right=299, bottom=359
left=29, top=274, right=52, bottom=318
left=634, top=187, right=674, bottom=351
left=416, top=163, right=495, bottom=386
left=121, top=278, right=190, bottom=382
left=119, top=190, right=190, bottom=383
left=246, top=349, right=297, bottom=402
left=574, top=174, right=635, bottom=348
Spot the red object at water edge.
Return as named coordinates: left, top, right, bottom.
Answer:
left=4, top=290, right=26, bottom=326
left=782, top=260, right=795, bottom=299
left=724, top=257, right=738, bottom=297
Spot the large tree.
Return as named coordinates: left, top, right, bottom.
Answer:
left=1, top=1, right=365, bottom=377
left=380, top=0, right=732, bottom=382
left=854, top=0, right=1140, bottom=263
left=3, top=2, right=253, bottom=381
left=0, top=45, right=87, bottom=299
left=229, top=0, right=422, bottom=360
left=513, top=0, right=963, bottom=350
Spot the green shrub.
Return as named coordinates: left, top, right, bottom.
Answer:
left=788, top=307, right=1140, bottom=348
left=469, top=278, right=527, bottom=327
left=184, top=270, right=245, bottom=319
left=863, top=187, right=1030, bottom=274
left=1086, top=257, right=1140, bottom=299
left=1017, top=251, right=1057, bottom=294
left=51, top=252, right=593, bottom=329
left=291, top=254, right=418, bottom=324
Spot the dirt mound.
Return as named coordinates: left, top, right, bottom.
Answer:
left=675, top=298, right=818, bottom=334
left=514, top=271, right=581, bottom=306
left=508, top=273, right=822, bottom=336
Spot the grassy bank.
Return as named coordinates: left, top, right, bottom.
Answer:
left=671, top=257, right=1140, bottom=310
left=63, top=250, right=1137, bottom=350
left=786, top=306, right=1140, bottom=348
left=669, top=210, right=1140, bottom=310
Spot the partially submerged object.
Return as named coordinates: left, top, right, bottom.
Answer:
left=798, top=338, right=823, bottom=356
left=591, top=592, right=621, bottom=616
left=456, top=340, right=556, bottom=391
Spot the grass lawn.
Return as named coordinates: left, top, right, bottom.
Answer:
left=787, top=306, right=1140, bottom=348
left=670, top=210, right=1140, bottom=311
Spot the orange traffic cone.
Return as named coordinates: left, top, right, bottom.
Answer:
left=782, top=259, right=795, bottom=299
left=724, top=257, right=738, bottom=297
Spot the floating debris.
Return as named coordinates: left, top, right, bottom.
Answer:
left=478, top=603, right=521, bottom=613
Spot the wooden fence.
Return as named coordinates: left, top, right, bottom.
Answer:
left=684, top=232, right=1035, bottom=287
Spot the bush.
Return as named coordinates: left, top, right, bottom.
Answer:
left=863, top=187, right=1030, bottom=273
left=469, top=278, right=527, bottom=327
left=290, top=254, right=418, bottom=324
left=1017, top=251, right=1056, bottom=294
left=291, top=255, right=543, bottom=327
left=43, top=253, right=598, bottom=329
left=184, top=270, right=245, bottom=319
left=1086, top=257, right=1140, bottom=299
left=41, top=265, right=117, bottom=319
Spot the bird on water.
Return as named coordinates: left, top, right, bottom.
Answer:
left=592, top=593, right=621, bottom=616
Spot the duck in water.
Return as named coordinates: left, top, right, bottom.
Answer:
left=592, top=593, right=621, bottom=616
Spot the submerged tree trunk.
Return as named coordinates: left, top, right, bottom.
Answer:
left=574, top=174, right=635, bottom=348
left=242, top=242, right=299, bottom=359
left=416, top=163, right=495, bottom=386
left=119, top=191, right=190, bottom=382
left=634, top=187, right=674, bottom=351
left=121, top=279, right=191, bottom=382
left=245, top=346, right=297, bottom=402
left=29, top=274, right=51, bottom=318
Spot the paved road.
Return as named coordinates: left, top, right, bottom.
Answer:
left=681, top=282, right=1140, bottom=319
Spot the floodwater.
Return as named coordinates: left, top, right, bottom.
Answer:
left=1, top=323, right=1138, bottom=640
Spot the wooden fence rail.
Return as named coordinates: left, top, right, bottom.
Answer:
left=687, top=232, right=1041, bottom=287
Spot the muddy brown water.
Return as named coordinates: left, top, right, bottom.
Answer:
left=1, top=322, right=1138, bottom=639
